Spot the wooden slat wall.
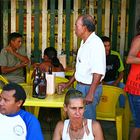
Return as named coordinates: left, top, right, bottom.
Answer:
left=34, top=0, right=40, bottom=62
left=3, top=0, right=8, bottom=48
left=111, top=0, right=119, bottom=51
left=104, top=0, right=110, bottom=36
left=57, top=0, right=63, bottom=55
left=3, top=0, right=129, bottom=63
left=65, top=0, right=71, bottom=64
left=81, top=0, right=86, bottom=14
left=26, top=0, right=32, bottom=59
left=89, top=0, right=94, bottom=16
left=120, top=0, right=126, bottom=59
left=50, top=0, right=55, bottom=49
left=18, top=0, right=24, bottom=35
left=73, top=0, right=78, bottom=51
left=97, top=0, right=103, bottom=36
left=42, top=0, right=48, bottom=58
left=11, top=0, right=16, bottom=32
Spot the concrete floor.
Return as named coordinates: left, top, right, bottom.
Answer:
left=38, top=108, right=133, bottom=140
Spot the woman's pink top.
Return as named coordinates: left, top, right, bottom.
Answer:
left=125, top=51, right=140, bottom=95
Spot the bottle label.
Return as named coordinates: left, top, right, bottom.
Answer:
left=38, top=84, right=46, bottom=99
left=35, top=85, right=39, bottom=94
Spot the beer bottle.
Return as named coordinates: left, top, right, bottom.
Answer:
left=48, top=66, right=52, bottom=74
left=38, top=71, right=46, bottom=99
left=32, top=67, right=40, bottom=98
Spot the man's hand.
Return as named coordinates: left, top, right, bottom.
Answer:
left=85, top=93, right=94, bottom=104
left=112, top=81, right=118, bottom=87
left=15, top=62, right=28, bottom=69
left=58, top=82, right=69, bottom=91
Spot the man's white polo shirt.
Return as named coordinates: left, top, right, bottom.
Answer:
left=75, top=32, right=106, bottom=84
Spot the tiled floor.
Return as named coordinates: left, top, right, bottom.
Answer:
left=39, top=108, right=133, bottom=140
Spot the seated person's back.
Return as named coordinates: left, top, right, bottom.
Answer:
left=36, top=47, right=65, bottom=77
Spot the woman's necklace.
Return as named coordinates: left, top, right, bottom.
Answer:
left=68, top=120, right=85, bottom=140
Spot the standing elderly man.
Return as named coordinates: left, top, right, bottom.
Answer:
left=0, top=83, right=44, bottom=140
left=0, top=32, right=29, bottom=86
left=59, top=15, right=106, bottom=120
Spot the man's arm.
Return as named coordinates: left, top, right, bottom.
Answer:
left=1, top=46, right=30, bottom=74
left=26, top=115, right=44, bottom=140
left=112, top=55, right=124, bottom=86
left=59, top=72, right=76, bottom=90
left=85, top=73, right=102, bottom=104
left=6, top=46, right=29, bottom=63
left=112, top=71, right=124, bottom=86
left=1, top=62, right=27, bottom=74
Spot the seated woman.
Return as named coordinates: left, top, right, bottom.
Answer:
left=34, top=47, right=65, bottom=77
left=53, top=89, right=104, bottom=140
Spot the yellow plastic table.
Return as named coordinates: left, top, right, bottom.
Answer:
left=23, top=85, right=65, bottom=119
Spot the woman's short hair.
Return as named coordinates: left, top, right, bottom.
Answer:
left=64, top=88, right=84, bottom=106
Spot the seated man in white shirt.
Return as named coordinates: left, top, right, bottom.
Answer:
left=0, top=83, right=44, bottom=140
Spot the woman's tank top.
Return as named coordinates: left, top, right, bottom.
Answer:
left=124, top=51, right=140, bottom=95
left=62, top=119, right=94, bottom=140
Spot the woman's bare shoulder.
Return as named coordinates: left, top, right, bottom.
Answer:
left=92, top=120, right=101, bottom=126
left=55, top=120, right=64, bottom=132
left=92, top=120, right=104, bottom=140
left=53, top=120, right=64, bottom=140
left=57, top=120, right=64, bottom=126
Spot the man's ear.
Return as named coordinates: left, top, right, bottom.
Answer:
left=16, top=100, right=23, bottom=107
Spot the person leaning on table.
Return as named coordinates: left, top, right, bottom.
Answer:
left=0, top=83, right=44, bottom=140
left=53, top=89, right=104, bottom=140
left=58, top=14, right=106, bottom=120
left=0, top=32, right=30, bottom=87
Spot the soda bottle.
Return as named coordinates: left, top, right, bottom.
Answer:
left=38, top=71, right=46, bottom=99
left=32, top=67, right=40, bottom=98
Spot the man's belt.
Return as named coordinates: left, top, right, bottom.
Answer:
left=77, top=81, right=91, bottom=86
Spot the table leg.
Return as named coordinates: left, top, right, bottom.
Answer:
left=60, top=108, right=67, bottom=120
left=25, top=106, right=40, bottom=118
left=33, top=107, right=40, bottom=118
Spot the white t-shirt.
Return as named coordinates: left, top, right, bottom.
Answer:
left=0, top=113, right=27, bottom=140
left=0, top=109, right=43, bottom=140
left=75, top=32, right=106, bottom=84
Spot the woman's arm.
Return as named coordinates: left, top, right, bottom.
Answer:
left=92, top=120, right=104, bottom=140
left=126, top=36, right=140, bottom=64
left=53, top=121, right=64, bottom=140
